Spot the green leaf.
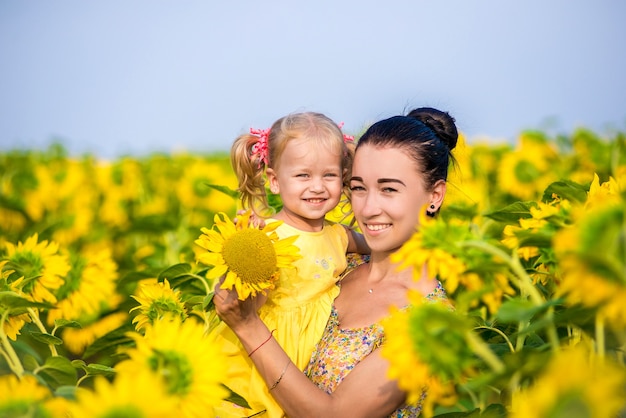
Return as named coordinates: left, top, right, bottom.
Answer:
left=514, top=229, right=554, bottom=248
left=22, top=354, right=40, bottom=371
left=83, top=324, right=135, bottom=359
left=28, top=331, right=63, bottom=345
left=0, top=291, right=53, bottom=310
left=37, top=356, right=77, bottom=389
left=495, top=298, right=541, bottom=323
left=54, top=385, right=78, bottom=400
left=71, top=360, right=116, bottom=377
left=158, top=263, right=192, bottom=281
left=484, top=202, right=536, bottom=223
left=204, top=183, right=239, bottom=198
left=54, top=319, right=82, bottom=330
left=542, top=179, right=588, bottom=203
left=221, top=384, right=251, bottom=409
left=204, top=292, right=215, bottom=310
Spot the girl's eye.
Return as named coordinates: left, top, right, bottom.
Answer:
left=324, top=173, right=339, bottom=178
left=296, top=173, right=309, bottom=178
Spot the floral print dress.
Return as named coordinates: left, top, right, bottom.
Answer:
left=304, top=281, right=448, bottom=417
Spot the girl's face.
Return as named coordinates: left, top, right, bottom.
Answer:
left=266, top=137, right=344, bottom=231
left=349, top=144, right=445, bottom=255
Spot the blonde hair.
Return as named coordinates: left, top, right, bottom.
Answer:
left=231, top=112, right=354, bottom=217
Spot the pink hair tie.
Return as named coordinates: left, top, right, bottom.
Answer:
left=337, top=122, right=354, bottom=143
left=250, top=127, right=270, bottom=167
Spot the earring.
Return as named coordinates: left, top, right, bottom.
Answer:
left=426, top=204, right=436, bottom=217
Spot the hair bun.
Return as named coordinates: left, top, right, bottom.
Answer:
left=407, top=107, right=458, bottom=151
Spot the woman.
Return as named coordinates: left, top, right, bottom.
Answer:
left=214, top=107, right=459, bottom=417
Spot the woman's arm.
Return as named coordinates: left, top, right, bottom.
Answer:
left=214, top=284, right=405, bottom=418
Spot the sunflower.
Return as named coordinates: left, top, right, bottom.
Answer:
left=116, top=318, right=229, bottom=418
left=68, top=369, right=178, bottom=418
left=2, top=233, right=70, bottom=304
left=62, top=310, right=128, bottom=355
left=381, top=294, right=468, bottom=417
left=511, top=344, right=626, bottom=418
left=496, top=133, right=558, bottom=201
left=0, top=374, right=60, bottom=417
left=130, top=279, right=188, bottom=331
left=195, top=211, right=301, bottom=299
left=46, top=246, right=119, bottom=326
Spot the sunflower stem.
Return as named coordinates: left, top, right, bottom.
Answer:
left=461, top=240, right=560, bottom=351
left=189, top=273, right=212, bottom=296
left=465, top=330, right=505, bottom=374
left=27, top=308, right=58, bottom=356
left=595, top=314, right=606, bottom=360
left=0, top=311, right=24, bottom=377
left=474, top=325, right=515, bottom=353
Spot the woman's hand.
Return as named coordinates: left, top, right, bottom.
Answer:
left=213, top=280, right=262, bottom=333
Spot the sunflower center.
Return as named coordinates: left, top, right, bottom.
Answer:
left=102, top=406, right=143, bottom=418
left=407, top=305, right=474, bottom=381
left=7, top=251, right=44, bottom=292
left=222, top=229, right=277, bottom=284
left=514, top=159, right=541, bottom=183
left=149, top=349, right=193, bottom=396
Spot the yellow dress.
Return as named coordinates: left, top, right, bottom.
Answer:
left=212, top=220, right=348, bottom=418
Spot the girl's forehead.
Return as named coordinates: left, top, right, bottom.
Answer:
left=283, top=137, right=341, bottom=157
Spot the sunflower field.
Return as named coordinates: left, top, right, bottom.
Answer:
left=1, top=128, right=625, bottom=417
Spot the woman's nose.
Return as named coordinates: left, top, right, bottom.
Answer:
left=356, top=192, right=381, bottom=217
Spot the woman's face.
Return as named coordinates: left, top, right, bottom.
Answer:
left=349, top=144, right=441, bottom=254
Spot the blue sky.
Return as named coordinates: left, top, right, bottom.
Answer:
left=1, top=0, right=625, bottom=158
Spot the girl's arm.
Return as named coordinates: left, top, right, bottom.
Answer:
left=214, top=284, right=405, bottom=418
left=344, top=226, right=370, bottom=254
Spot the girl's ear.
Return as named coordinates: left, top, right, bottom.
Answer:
left=266, top=168, right=279, bottom=194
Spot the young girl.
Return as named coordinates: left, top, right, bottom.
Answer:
left=211, top=111, right=369, bottom=417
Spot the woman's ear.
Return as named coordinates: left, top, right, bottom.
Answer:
left=266, top=168, right=279, bottom=194
left=430, top=180, right=447, bottom=210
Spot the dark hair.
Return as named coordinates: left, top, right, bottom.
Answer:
left=355, top=107, right=458, bottom=190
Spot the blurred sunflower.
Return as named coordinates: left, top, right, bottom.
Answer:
left=46, top=246, right=119, bottom=326
left=62, top=310, right=128, bottom=355
left=195, top=211, right=301, bottom=299
left=553, top=181, right=626, bottom=327
left=116, top=318, right=228, bottom=417
left=511, top=344, right=626, bottom=418
left=0, top=260, right=31, bottom=340
left=130, top=279, right=187, bottom=331
left=0, top=374, right=65, bottom=417
left=381, top=294, right=474, bottom=417
left=496, top=133, right=558, bottom=201
left=69, top=369, right=178, bottom=418
left=2, top=233, right=70, bottom=304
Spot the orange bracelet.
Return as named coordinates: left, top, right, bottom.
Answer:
left=248, top=329, right=275, bottom=357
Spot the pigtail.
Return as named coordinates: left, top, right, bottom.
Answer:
left=230, top=132, right=272, bottom=217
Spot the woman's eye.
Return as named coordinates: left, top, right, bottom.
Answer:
left=381, top=187, right=398, bottom=193
left=350, top=185, right=365, bottom=192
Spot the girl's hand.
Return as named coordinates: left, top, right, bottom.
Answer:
left=233, top=209, right=266, bottom=228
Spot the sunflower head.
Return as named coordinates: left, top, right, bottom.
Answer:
left=130, top=279, right=188, bottom=331
left=195, top=211, right=301, bottom=300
